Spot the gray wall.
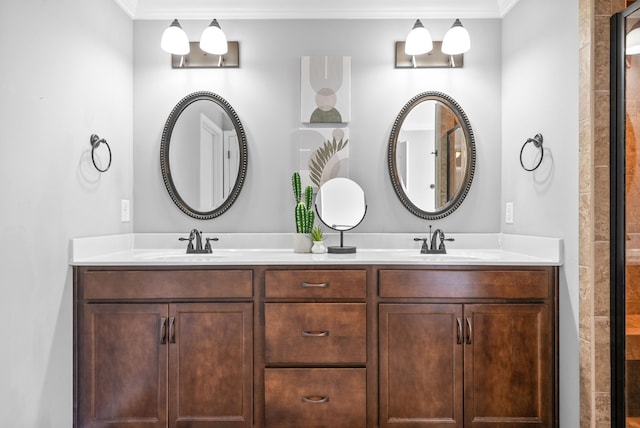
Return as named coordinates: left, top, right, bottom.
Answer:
left=0, top=0, right=133, bottom=425
left=133, top=19, right=503, bottom=233
left=502, top=0, right=580, bottom=426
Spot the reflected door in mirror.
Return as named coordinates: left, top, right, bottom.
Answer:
left=388, top=92, right=475, bottom=220
left=161, top=92, right=248, bottom=220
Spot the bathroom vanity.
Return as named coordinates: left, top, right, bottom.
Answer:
left=71, top=234, right=560, bottom=428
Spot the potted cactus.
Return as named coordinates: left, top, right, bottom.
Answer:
left=292, top=172, right=315, bottom=253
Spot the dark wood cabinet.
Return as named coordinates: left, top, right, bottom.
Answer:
left=263, top=268, right=368, bottom=428
left=75, top=269, right=253, bottom=428
left=378, top=268, right=557, bottom=428
left=169, top=303, right=252, bottom=428
left=74, top=264, right=557, bottom=428
left=79, top=303, right=168, bottom=428
left=379, top=304, right=463, bottom=427
left=463, top=303, right=552, bottom=427
left=264, top=368, right=366, bottom=428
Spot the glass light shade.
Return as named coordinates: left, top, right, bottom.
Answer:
left=442, top=19, right=471, bottom=55
left=627, top=28, right=640, bottom=55
left=200, top=19, right=228, bottom=55
left=405, top=19, right=433, bottom=56
left=161, top=19, right=190, bottom=55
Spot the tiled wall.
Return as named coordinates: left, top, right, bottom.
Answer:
left=580, top=0, right=627, bottom=426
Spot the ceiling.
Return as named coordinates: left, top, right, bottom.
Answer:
left=114, top=0, right=521, bottom=20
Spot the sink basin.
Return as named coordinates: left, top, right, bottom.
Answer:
left=133, top=250, right=228, bottom=262
left=390, top=250, right=501, bottom=262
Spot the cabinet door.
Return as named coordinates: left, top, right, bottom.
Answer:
left=379, top=304, right=463, bottom=427
left=463, top=304, right=552, bottom=427
left=79, top=303, right=168, bottom=428
left=169, top=302, right=253, bottom=428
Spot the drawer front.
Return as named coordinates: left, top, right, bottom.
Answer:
left=265, top=368, right=366, bottom=428
left=265, top=270, right=366, bottom=299
left=80, top=270, right=253, bottom=300
left=379, top=269, right=551, bottom=299
left=265, top=303, right=366, bottom=364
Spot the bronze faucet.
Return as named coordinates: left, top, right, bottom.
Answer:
left=179, top=229, right=218, bottom=254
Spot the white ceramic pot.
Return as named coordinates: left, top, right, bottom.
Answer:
left=311, top=241, right=326, bottom=254
left=293, top=233, right=312, bottom=253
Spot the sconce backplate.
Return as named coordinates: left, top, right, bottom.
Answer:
left=395, top=41, right=464, bottom=68
left=171, top=41, right=239, bottom=68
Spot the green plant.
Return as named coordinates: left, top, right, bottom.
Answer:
left=311, top=225, right=324, bottom=242
left=292, top=172, right=315, bottom=234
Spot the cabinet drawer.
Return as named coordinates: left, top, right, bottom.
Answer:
left=265, top=303, right=366, bottom=364
left=80, top=269, right=253, bottom=300
left=265, top=368, right=366, bottom=428
left=265, top=270, right=366, bottom=299
left=379, top=269, right=550, bottom=299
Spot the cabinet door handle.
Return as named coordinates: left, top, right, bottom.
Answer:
left=456, top=318, right=463, bottom=345
left=301, top=330, right=330, bottom=337
left=301, top=395, right=330, bottom=403
left=168, top=317, right=176, bottom=344
left=465, top=317, right=472, bottom=345
left=160, top=317, right=167, bottom=345
left=301, top=281, right=329, bottom=288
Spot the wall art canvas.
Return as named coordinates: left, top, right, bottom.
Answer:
left=301, top=56, right=351, bottom=123
left=298, top=128, right=349, bottom=190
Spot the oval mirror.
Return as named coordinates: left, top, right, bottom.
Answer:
left=161, top=91, right=248, bottom=220
left=388, top=92, right=475, bottom=219
left=315, top=177, right=367, bottom=253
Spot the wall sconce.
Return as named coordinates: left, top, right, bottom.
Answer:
left=161, top=19, right=240, bottom=68
left=396, top=19, right=470, bottom=68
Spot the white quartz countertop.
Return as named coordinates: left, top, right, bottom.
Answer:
left=69, top=233, right=563, bottom=266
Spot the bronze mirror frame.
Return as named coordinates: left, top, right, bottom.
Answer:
left=387, top=91, right=476, bottom=219
left=160, top=91, right=248, bottom=220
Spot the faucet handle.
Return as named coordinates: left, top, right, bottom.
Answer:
left=204, top=237, right=219, bottom=252
left=438, top=234, right=455, bottom=250
left=178, top=235, right=194, bottom=250
left=414, top=237, right=430, bottom=254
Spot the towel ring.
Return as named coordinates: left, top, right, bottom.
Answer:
left=519, top=133, right=544, bottom=172
left=90, top=134, right=112, bottom=173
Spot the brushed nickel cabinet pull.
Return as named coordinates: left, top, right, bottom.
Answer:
left=301, top=281, right=329, bottom=288
left=168, top=317, right=176, bottom=344
left=160, top=317, right=167, bottom=345
left=465, top=317, right=472, bottom=345
left=456, top=318, right=463, bottom=345
left=301, top=395, right=330, bottom=403
left=301, top=330, right=330, bottom=337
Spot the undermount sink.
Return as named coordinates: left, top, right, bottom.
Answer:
left=133, top=250, right=228, bottom=261
left=390, top=250, right=501, bottom=262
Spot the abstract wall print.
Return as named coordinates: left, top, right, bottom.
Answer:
left=298, top=128, right=349, bottom=190
left=301, top=56, right=351, bottom=123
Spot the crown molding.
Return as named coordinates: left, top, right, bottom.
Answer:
left=114, top=0, right=522, bottom=20
left=112, top=0, right=137, bottom=18
left=497, top=0, right=521, bottom=17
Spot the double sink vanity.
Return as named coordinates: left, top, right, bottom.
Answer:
left=71, top=232, right=561, bottom=427
left=71, top=90, right=561, bottom=427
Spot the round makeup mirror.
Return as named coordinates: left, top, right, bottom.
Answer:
left=315, top=177, right=367, bottom=253
left=160, top=91, right=248, bottom=220
left=388, top=91, right=475, bottom=219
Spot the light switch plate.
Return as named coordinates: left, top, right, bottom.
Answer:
left=505, top=202, right=514, bottom=224
left=121, top=199, right=130, bottom=222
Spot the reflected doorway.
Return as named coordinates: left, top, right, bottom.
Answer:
left=612, top=2, right=640, bottom=426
